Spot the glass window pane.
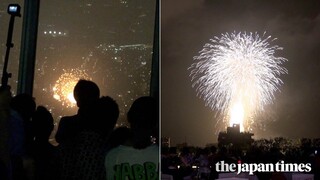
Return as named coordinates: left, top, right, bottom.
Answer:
left=33, top=1, right=156, bottom=138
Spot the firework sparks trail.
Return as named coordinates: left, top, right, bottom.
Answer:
left=53, top=68, right=91, bottom=108
left=189, top=32, right=288, bottom=131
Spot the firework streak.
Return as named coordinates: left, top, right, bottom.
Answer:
left=189, top=32, right=287, bottom=131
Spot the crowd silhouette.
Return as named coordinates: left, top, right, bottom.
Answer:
left=0, top=80, right=160, bottom=180
left=161, top=138, right=320, bottom=180
left=1, top=80, right=319, bottom=180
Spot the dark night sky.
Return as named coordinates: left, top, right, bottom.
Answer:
left=161, top=0, right=320, bottom=147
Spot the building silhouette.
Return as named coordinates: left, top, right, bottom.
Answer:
left=218, top=124, right=254, bottom=150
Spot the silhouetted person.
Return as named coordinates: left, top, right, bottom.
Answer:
left=161, top=147, right=180, bottom=179
left=178, top=147, right=194, bottom=179
left=208, top=146, right=219, bottom=180
left=105, top=96, right=159, bottom=179
left=0, top=86, right=12, bottom=180
left=10, top=93, right=36, bottom=156
left=31, top=106, right=59, bottom=180
left=55, top=79, right=100, bottom=145
left=195, top=148, right=210, bottom=179
left=59, top=96, right=119, bottom=180
left=10, top=93, right=36, bottom=180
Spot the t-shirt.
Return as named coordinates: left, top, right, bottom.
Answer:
left=105, top=144, right=159, bottom=180
left=59, top=130, right=108, bottom=180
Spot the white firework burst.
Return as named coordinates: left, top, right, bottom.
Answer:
left=189, top=31, right=287, bottom=131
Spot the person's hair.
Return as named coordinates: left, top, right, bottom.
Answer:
left=73, top=79, right=100, bottom=108
left=127, top=96, right=158, bottom=149
left=127, top=96, right=157, bottom=128
left=11, top=93, right=36, bottom=120
left=97, top=96, right=119, bottom=129
left=32, top=106, right=54, bottom=139
left=86, top=96, right=119, bottom=134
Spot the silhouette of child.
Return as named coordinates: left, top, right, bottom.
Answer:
left=105, top=96, right=159, bottom=180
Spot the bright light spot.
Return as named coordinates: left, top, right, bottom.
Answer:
left=53, top=69, right=90, bottom=108
left=53, top=94, right=60, bottom=100
left=67, top=92, right=76, bottom=104
left=229, top=101, right=244, bottom=131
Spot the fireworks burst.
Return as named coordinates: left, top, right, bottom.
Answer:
left=53, top=68, right=91, bottom=108
left=189, top=31, right=288, bottom=131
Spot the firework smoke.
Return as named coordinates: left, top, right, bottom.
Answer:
left=189, top=32, right=287, bottom=131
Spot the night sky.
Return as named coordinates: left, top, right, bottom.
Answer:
left=161, top=0, right=320, bottom=147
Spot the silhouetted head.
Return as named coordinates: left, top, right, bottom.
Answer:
left=127, top=96, right=157, bottom=129
left=127, top=96, right=158, bottom=148
left=73, top=79, right=100, bottom=108
left=87, top=96, right=119, bottom=134
left=11, top=93, right=36, bottom=121
left=32, top=106, right=54, bottom=140
left=97, top=96, right=119, bottom=130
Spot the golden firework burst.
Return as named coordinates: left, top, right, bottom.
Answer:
left=53, top=69, right=90, bottom=108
